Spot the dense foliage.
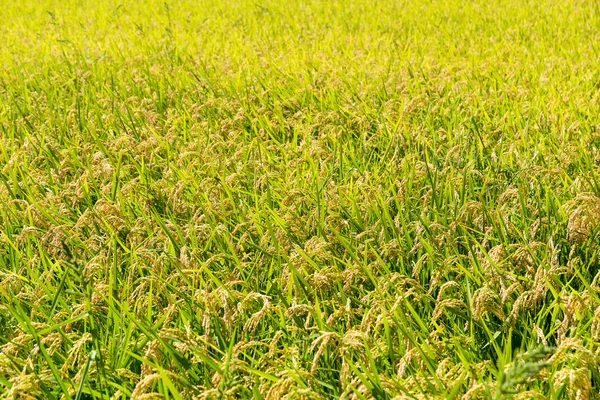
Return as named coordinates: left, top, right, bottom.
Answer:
left=1, top=0, right=600, bottom=398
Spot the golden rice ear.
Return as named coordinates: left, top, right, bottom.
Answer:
left=435, top=280, right=461, bottom=303
left=566, top=194, right=600, bottom=246
left=557, top=293, right=587, bottom=343
left=2, top=372, right=42, bottom=399
left=141, top=340, right=161, bottom=377
left=533, top=325, right=548, bottom=347
left=432, top=298, right=467, bottom=322
left=511, top=390, right=546, bottom=400
left=241, top=293, right=272, bottom=336
left=59, top=332, right=93, bottom=376
left=309, top=331, right=338, bottom=374
left=471, top=286, right=505, bottom=322
left=461, top=382, right=495, bottom=400
left=552, top=368, right=592, bottom=400
left=590, top=306, right=600, bottom=342
left=130, top=373, right=162, bottom=399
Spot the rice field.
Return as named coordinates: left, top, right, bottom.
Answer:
left=1, top=0, right=600, bottom=398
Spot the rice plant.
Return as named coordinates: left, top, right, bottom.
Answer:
left=1, top=0, right=599, bottom=398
